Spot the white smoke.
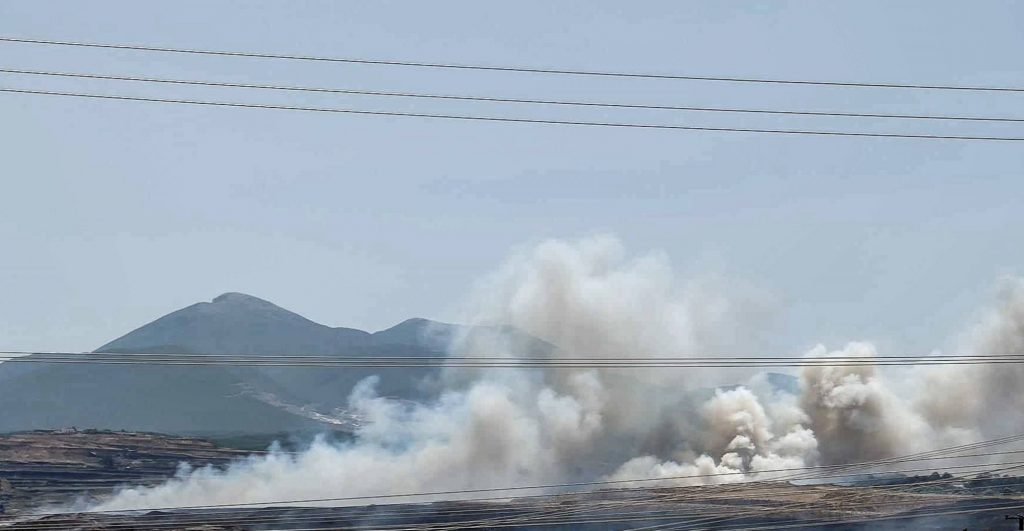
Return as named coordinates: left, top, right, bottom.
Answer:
left=93, top=237, right=1024, bottom=511
left=796, top=343, right=974, bottom=465
left=608, top=385, right=818, bottom=486
left=917, top=277, right=1024, bottom=437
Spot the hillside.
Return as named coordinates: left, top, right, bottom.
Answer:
left=0, top=292, right=792, bottom=436
left=97, top=292, right=454, bottom=355
left=0, top=293, right=457, bottom=434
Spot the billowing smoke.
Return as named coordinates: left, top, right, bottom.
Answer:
left=93, top=237, right=1024, bottom=511
left=917, top=277, right=1024, bottom=437
left=609, top=386, right=818, bottom=486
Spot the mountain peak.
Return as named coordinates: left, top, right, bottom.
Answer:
left=212, top=292, right=275, bottom=306
left=96, top=292, right=337, bottom=355
left=95, top=293, right=464, bottom=358
left=388, top=317, right=432, bottom=329
left=371, top=318, right=458, bottom=350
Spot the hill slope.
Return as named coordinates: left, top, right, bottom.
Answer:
left=97, top=292, right=370, bottom=355
left=0, top=293, right=456, bottom=434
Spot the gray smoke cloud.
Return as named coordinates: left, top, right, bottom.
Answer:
left=798, top=342, right=970, bottom=464
left=92, top=237, right=1024, bottom=510
left=917, top=277, right=1024, bottom=438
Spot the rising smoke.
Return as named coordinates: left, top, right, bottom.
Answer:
left=93, top=237, right=1024, bottom=510
left=917, top=278, right=1024, bottom=437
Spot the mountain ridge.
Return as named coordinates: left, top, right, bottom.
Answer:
left=96, top=292, right=456, bottom=356
left=0, top=292, right=797, bottom=436
left=0, top=292, right=459, bottom=434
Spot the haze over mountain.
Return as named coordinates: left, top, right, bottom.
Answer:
left=97, top=292, right=456, bottom=355
left=0, top=293, right=458, bottom=434
left=0, top=291, right=795, bottom=435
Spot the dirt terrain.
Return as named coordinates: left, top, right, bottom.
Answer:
left=0, top=430, right=252, bottom=514
left=4, top=482, right=1022, bottom=530
left=1, top=431, right=1022, bottom=530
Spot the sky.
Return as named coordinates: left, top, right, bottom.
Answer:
left=1, top=1, right=1022, bottom=355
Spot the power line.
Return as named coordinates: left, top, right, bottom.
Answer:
left=657, top=439, right=1024, bottom=531
left=25, top=436, right=1024, bottom=519
left=17, top=489, right=1022, bottom=531
left=83, top=450, right=1019, bottom=527
left=22, top=444, right=1024, bottom=523
left=4, top=351, right=1024, bottom=368
left=714, top=499, right=1024, bottom=531
left=3, top=87, right=1023, bottom=142
left=29, top=446, right=1024, bottom=489
left=2, top=36, right=1023, bottom=93
left=7, top=359, right=1024, bottom=368
left=15, top=434, right=1024, bottom=528
left=653, top=463, right=1024, bottom=531
left=4, top=67, right=1023, bottom=123
left=12, top=349, right=1024, bottom=360
left=384, top=460, right=1024, bottom=531
left=12, top=437, right=1024, bottom=530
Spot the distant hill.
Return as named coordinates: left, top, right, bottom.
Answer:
left=97, top=292, right=456, bottom=355
left=0, top=292, right=792, bottom=436
left=0, top=293, right=459, bottom=434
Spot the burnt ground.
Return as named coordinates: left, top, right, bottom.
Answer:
left=4, top=485, right=1023, bottom=530
left=1, top=431, right=1023, bottom=530
left=0, top=430, right=251, bottom=514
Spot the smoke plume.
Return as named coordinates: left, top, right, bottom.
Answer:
left=93, top=237, right=1024, bottom=511
left=917, top=277, right=1024, bottom=437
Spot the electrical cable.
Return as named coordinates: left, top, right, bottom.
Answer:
left=3, top=87, right=1022, bottom=142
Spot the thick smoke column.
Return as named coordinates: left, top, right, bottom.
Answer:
left=918, top=278, right=1024, bottom=437
left=610, top=386, right=818, bottom=486
left=798, top=343, right=964, bottom=464
left=95, top=236, right=773, bottom=510
left=92, top=237, right=1022, bottom=510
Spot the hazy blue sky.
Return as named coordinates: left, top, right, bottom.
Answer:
left=2, top=1, right=1022, bottom=354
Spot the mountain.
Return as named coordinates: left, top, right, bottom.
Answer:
left=98, top=292, right=457, bottom=356
left=0, top=362, right=319, bottom=434
left=97, top=292, right=460, bottom=407
left=765, top=372, right=799, bottom=395
left=98, top=292, right=407, bottom=355
left=0, top=292, right=788, bottom=436
left=0, top=293, right=458, bottom=435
